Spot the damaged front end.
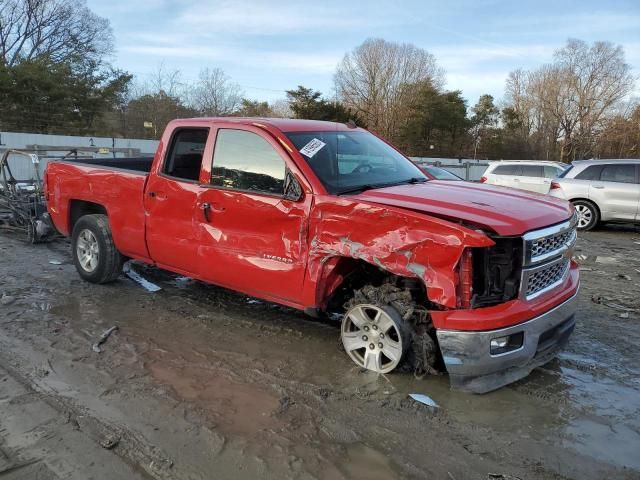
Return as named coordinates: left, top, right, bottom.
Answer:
left=0, top=150, right=56, bottom=243
left=469, top=236, right=523, bottom=308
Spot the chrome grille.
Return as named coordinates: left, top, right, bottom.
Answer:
left=525, top=258, right=570, bottom=299
left=530, top=229, right=576, bottom=260
left=523, top=217, right=577, bottom=266
left=521, top=216, right=576, bottom=300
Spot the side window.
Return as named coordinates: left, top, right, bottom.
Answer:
left=492, top=165, right=520, bottom=175
left=544, top=166, right=562, bottom=178
left=163, top=128, right=208, bottom=181
left=575, top=165, right=603, bottom=180
left=521, top=165, right=544, bottom=177
left=211, top=129, right=285, bottom=195
left=600, top=164, right=636, bottom=184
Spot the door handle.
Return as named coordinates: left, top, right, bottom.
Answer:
left=592, top=185, right=605, bottom=189
left=210, top=202, right=226, bottom=213
left=513, top=178, right=520, bottom=182
left=148, top=191, right=167, bottom=199
left=199, top=202, right=211, bottom=222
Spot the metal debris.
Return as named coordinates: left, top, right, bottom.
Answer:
left=49, top=259, right=62, bottom=265
left=123, top=262, right=161, bottom=292
left=0, top=294, right=16, bottom=306
left=92, top=326, right=118, bottom=353
left=409, top=393, right=439, bottom=408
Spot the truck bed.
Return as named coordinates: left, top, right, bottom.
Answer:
left=64, top=156, right=154, bottom=173
left=45, top=160, right=151, bottom=261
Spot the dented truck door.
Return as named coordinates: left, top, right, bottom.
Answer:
left=195, top=126, right=311, bottom=305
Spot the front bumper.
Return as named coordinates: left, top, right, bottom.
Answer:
left=436, top=291, right=578, bottom=394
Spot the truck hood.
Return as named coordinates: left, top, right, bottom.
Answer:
left=352, top=181, right=574, bottom=236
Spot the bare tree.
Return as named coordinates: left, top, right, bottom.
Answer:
left=270, top=98, right=293, bottom=118
left=0, top=0, right=113, bottom=67
left=335, top=38, right=444, bottom=139
left=189, top=68, right=244, bottom=116
left=503, top=39, right=634, bottom=162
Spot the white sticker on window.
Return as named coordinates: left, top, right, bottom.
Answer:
left=29, top=154, right=39, bottom=164
left=299, top=138, right=326, bottom=158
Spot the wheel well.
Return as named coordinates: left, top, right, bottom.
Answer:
left=569, top=197, right=600, bottom=216
left=69, top=200, right=107, bottom=232
left=323, top=257, right=428, bottom=313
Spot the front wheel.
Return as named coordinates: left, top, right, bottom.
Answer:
left=572, top=200, right=599, bottom=231
left=71, top=214, right=123, bottom=283
left=341, top=303, right=410, bottom=373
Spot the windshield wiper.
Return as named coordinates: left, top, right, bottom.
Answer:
left=336, top=184, right=379, bottom=195
left=406, top=177, right=428, bottom=184
left=336, top=177, right=428, bottom=195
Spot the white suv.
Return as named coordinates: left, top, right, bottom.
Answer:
left=548, top=159, right=640, bottom=231
left=481, top=161, right=568, bottom=193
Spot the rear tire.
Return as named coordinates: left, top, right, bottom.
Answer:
left=572, top=200, right=599, bottom=231
left=71, top=214, right=123, bottom=283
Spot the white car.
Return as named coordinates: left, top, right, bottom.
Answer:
left=480, top=161, right=568, bottom=193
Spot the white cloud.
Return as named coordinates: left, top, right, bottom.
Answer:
left=177, top=0, right=380, bottom=35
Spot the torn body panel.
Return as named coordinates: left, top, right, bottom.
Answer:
left=303, top=195, right=494, bottom=310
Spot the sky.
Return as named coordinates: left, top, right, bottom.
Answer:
left=86, top=0, right=640, bottom=106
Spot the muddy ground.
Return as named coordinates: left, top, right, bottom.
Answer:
left=1, top=226, right=639, bottom=480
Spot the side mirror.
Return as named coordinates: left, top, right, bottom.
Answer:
left=283, top=170, right=303, bottom=201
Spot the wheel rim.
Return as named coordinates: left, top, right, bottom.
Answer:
left=76, top=229, right=99, bottom=272
left=574, top=204, right=593, bottom=229
left=341, top=304, right=404, bottom=374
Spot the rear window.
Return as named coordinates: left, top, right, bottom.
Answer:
left=557, top=165, right=574, bottom=178
left=544, top=166, right=563, bottom=178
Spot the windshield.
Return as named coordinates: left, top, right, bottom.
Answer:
left=423, top=166, right=462, bottom=180
left=285, top=130, right=427, bottom=194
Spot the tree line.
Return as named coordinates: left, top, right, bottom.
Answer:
left=0, top=0, right=637, bottom=161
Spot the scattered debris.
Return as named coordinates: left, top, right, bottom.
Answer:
left=92, top=326, right=118, bottom=353
left=575, top=254, right=618, bottom=265
left=488, top=474, right=522, bottom=480
left=591, top=295, right=637, bottom=313
left=617, top=274, right=631, bottom=281
left=123, top=262, right=161, bottom=292
left=99, top=435, right=120, bottom=450
left=619, top=312, right=630, bottom=319
left=246, top=299, right=262, bottom=305
left=0, top=294, right=16, bottom=306
left=409, top=393, right=439, bottom=408
left=48, top=259, right=62, bottom=265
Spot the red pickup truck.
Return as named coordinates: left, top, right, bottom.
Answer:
left=45, top=118, right=579, bottom=393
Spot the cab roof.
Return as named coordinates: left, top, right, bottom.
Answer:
left=180, top=117, right=364, bottom=133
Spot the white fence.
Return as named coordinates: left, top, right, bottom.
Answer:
left=411, top=157, right=491, bottom=181
left=0, top=131, right=159, bottom=180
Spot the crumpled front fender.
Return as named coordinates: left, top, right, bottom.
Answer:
left=304, top=196, right=494, bottom=309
